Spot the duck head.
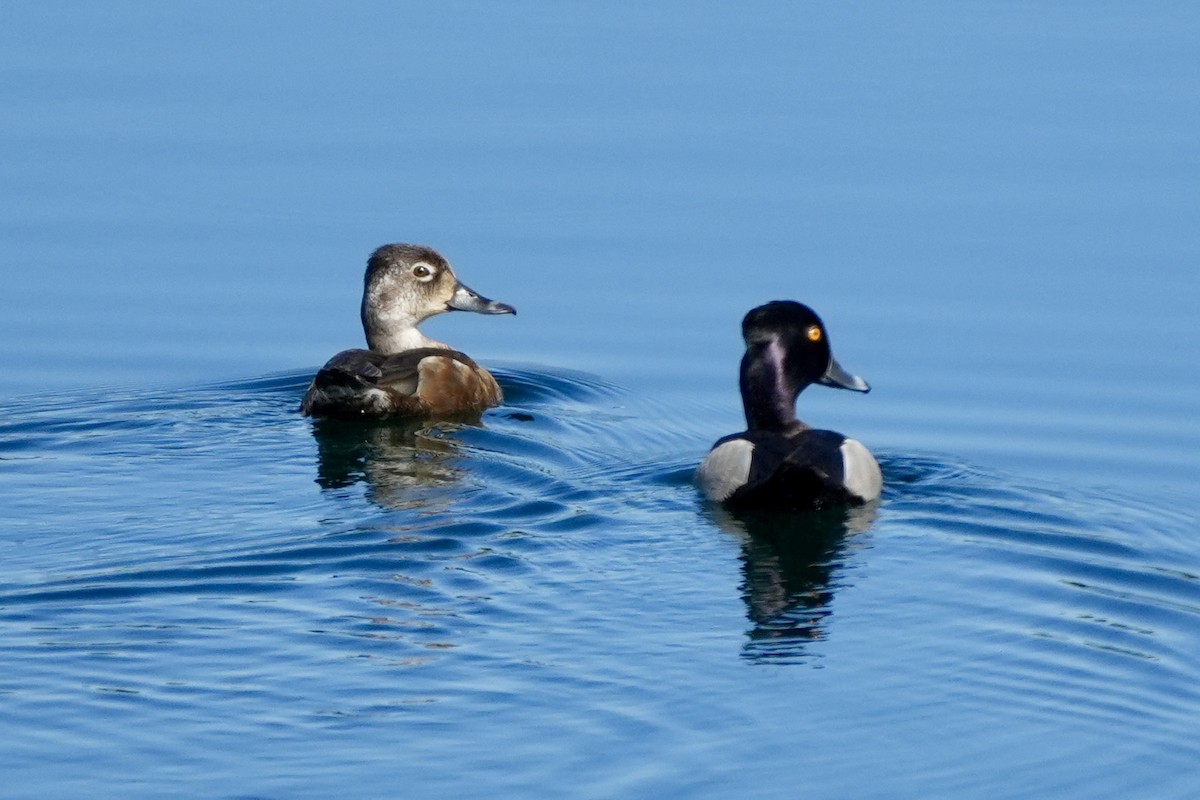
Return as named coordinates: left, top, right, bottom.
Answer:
left=360, top=243, right=515, bottom=354
left=739, top=300, right=869, bottom=431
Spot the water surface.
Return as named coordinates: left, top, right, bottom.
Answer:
left=2, top=369, right=1199, bottom=798
left=1, top=3, right=1199, bottom=798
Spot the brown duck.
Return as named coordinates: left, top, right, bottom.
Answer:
left=300, top=243, right=515, bottom=420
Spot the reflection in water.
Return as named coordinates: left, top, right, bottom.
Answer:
left=710, top=503, right=878, bottom=663
left=311, top=418, right=468, bottom=510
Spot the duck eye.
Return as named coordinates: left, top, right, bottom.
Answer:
left=412, top=263, right=434, bottom=280
left=806, top=325, right=822, bottom=342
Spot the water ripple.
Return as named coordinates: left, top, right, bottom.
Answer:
left=870, top=452, right=1200, bottom=748
left=2, top=365, right=1200, bottom=794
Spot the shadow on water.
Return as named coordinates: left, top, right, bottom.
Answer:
left=305, top=364, right=628, bottom=513
left=6, top=364, right=1200, bottom=786
left=310, top=417, right=469, bottom=510
left=706, top=501, right=879, bottom=664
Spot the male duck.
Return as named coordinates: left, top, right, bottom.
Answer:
left=300, top=243, right=515, bottom=420
left=697, top=301, right=882, bottom=510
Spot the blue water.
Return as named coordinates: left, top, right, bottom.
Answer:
left=2, top=3, right=1200, bottom=798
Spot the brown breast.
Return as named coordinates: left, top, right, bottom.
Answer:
left=415, top=356, right=503, bottom=415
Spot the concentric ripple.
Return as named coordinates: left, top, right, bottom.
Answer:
left=1, top=366, right=1198, bottom=797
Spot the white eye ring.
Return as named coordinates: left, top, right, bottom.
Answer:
left=411, top=262, right=436, bottom=281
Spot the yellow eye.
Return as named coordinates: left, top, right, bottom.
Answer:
left=806, top=325, right=822, bottom=342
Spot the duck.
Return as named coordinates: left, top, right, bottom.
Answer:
left=300, top=243, right=515, bottom=420
left=697, top=300, right=882, bottom=510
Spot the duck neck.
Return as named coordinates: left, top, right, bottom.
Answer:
left=739, top=339, right=802, bottom=432
left=365, top=327, right=448, bottom=354
left=362, top=303, right=447, bottom=354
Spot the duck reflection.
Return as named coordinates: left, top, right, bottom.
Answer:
left=709, top=503, right=878, bottom=662
left=310, top=417, right=466, bottom=510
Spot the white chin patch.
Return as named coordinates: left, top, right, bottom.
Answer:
left=697, top=439, right=755, bottom=502
left=840, top=438, right=882, bottom=501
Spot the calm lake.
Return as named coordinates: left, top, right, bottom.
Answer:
left=2, top=3, right=1199, bottom=798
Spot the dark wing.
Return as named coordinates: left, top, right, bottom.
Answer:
left=374, top=348, right=482, bottom=392
left=313, top=349, right=387, bottom=386
left=300, top=348, right=422, bottom=418
left=300, top=347, right=488, bottom=419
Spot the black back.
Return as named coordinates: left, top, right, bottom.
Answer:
left=722, top=428, right=859, bottom=512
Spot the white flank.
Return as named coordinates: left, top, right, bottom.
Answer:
left=840, top=438, right=883, bottom=501
left=697, top=439, right=755, bottom=502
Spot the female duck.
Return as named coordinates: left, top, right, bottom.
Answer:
left=697, top=301, right=882, bottom=510
left=300, top=243, right=515, bottom=420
